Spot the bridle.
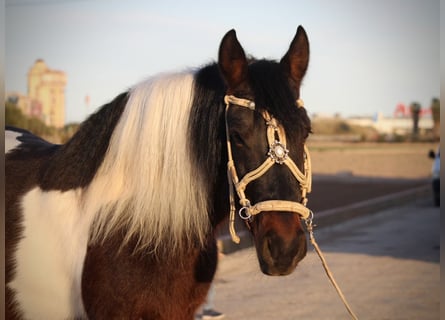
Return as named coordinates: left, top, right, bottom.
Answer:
left=224, top=94, right=313, bottom=243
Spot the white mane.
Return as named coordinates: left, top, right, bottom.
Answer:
left=85, top=71, right=210, bottom=253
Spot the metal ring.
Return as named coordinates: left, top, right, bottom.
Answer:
left=238, top=207, right=252, bottom=220
left=304, top=210, right=313, bottom=225
left=307, top=210, right=314, bottom=221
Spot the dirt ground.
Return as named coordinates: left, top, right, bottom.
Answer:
left=305, top=141, right=437, bottom=212
left=307, top=141, right=437, bottom=179
left=210, top=142, right=440, bottom=320
left=212, top=199, right=439, bottom=320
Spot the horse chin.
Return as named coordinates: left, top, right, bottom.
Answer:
left=258, top=260, right=299, bottom=276
left=257, top=248, right=305, bottom=276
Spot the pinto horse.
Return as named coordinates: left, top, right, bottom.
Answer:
left=5, top=26, right=312, bottom=319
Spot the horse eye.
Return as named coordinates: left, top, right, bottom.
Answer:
left=231, top=132, right=245, bottom=147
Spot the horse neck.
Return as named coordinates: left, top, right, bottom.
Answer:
left=39, top=92, right=129, bottom=191
left=188, top=64, right=231, bottom=228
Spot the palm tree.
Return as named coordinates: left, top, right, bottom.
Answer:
left=431, top=98, right=440, bottom=141
left=410, top=102, right=421, bottom=139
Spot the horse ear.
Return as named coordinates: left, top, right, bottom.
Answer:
left=280, top=26, right=309, bottom=90
left=218, top=29, right=248, bottom=89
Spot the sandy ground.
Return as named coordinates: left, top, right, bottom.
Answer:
left=206, top=142, right=439, bottom=319
left=211, top=198, right=439, bottom=320
left=307, top=142, right=437, bottom=179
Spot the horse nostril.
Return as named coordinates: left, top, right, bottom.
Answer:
left=266, top=233, right=280, bottom=260
left=265, top=231, right=307, bottom=263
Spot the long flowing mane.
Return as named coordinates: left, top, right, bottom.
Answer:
left=85, top=71, right=210, bottom=253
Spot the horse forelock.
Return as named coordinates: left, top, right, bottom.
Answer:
left=85, top=71, right=211, bottom=253
left=248, top=59, right=312, bottom=139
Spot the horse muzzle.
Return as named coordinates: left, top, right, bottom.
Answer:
left=252, top=211, right=307, bottom=276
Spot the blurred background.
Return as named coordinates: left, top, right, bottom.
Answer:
left=4, top=0, right=440, bottom=205
left=5, top=0, right=439, bottom=143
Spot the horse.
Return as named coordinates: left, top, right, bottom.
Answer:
left=5, top=26, right=312, bottom=319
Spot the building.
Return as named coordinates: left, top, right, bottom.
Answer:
left=27, top=59, right=67, bottom=128
left=348, top=112, right=433, bottom=136
left=309, top=110, right=435, bottom=142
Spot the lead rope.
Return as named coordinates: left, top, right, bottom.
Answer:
left=305, top=214, right=359, bottom=320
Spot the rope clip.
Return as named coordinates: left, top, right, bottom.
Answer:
left=304, top=210, right=315, bottom=234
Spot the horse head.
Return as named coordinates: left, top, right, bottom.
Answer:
left=219, top=27, right=311, bottom=276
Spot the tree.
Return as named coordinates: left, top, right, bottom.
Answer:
left=5, top=102, right=55, bottom=138
left=410, top=102, right=421, bottom=139
left=431, top=98, right=440, bottom=140
left=5, top=102, right=28, bottom=128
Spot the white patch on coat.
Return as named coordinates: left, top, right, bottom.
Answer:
left=5, top=130, right=23, bottom=153
left=8, top=187, right=91, bottom=319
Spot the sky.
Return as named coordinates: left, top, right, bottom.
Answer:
left=5, top=0, right=440, bottom=124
